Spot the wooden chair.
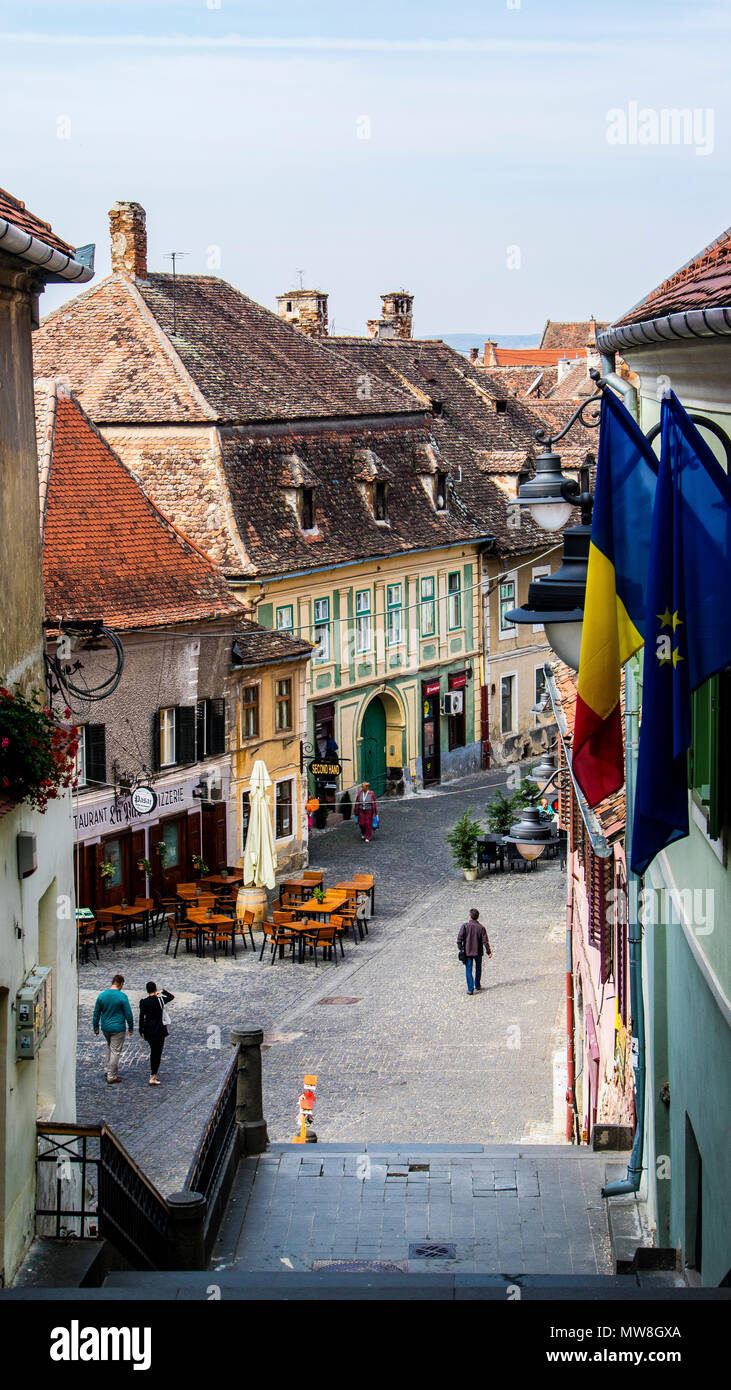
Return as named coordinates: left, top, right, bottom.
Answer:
left=187, top=893, right=216, bottom=914
left=260, top=918, right=298, bottom=963
left=77, top=920, right=99, bottom=963
left=301, top=920, right=341, bottom=967
left=352, top=873, right=375, bottom=917
left=302, top=870, right=323, bottom=887
left=235, top=906, right=256, bottom=951
left=167, top=918, right=200, bottom=957
left=200, top=918, right=236, bottom=961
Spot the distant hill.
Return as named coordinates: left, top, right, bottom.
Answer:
left=431, top=332, right=541, bottom=356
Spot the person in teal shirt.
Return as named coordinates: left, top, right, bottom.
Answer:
left=92, top=974, right=134, bottom=1083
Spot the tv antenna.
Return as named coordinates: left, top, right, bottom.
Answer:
left=164, top=251, right=188, bottom=335
left=296, top=267, right=305, bottom=289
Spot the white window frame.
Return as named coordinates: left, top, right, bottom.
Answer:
left=420, top=576, right=436, bottom=637
left=274, top=776, right=295, bottom=842
left=498, top=573, right=517, bottom=639
left=75, top=726, right=86, bottom=787
left=355, top=589, right=372, bottom=654
left=531, top=566, right=551, bottom=632
left=500, top=673, right=516, bottom=735
left=447, top=570, right=462, bottom=631
left=313, top=597, right=331, bottom=664
left=387, top=583, right=403, bottom=647
left=160, top=707, right=176, bottom=767
left=276, top=604, right=294, bottom=633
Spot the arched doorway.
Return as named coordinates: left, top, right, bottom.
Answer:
left=361, top=696, right=387, bottom=796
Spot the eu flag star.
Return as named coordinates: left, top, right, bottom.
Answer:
left=672, top=611, right=683, bottom=631
left=672, top=647, right=684, bottom=668
left=657, top=607, right=673, bottom=629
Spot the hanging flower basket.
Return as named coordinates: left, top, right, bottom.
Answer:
left=0, top=686, right=78, bottom=812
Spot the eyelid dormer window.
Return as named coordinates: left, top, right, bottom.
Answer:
left=435, top=471, right=448, bottom=512
left=374, top=481, right=388, bottom=522
left=301, top=487, right=314, bottom=530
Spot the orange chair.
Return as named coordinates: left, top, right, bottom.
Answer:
left=259, top=918, right=298, bottom=963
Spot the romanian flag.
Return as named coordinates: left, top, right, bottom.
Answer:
left=572, top=390, right=658, bottom=806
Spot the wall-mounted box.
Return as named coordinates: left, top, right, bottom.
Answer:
left=15, top=965, right=53, bottom=1060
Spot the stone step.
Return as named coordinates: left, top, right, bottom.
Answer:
left=265, top=1142, right=618, bottom=1160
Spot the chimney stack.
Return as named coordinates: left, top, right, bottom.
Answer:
left=368, top=290, right=413, bottom=341
left=484, top=340, right=499, bottom=367
left=276, top=288, right=328, bottom=337
left=109, top=201, right=147, bottom=280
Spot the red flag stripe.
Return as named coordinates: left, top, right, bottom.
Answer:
left=572, top=696, right=624, bottom=808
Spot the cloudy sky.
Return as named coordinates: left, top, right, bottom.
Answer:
left=2, top=0, right=729, bottom=335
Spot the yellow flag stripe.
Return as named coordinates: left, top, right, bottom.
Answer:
left=577, top=543, right=643, bottom=719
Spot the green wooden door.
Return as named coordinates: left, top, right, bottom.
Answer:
left=362, top=697, right=387, bottom=796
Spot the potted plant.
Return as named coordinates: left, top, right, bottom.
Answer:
left=155, top=841, right=169, bottom=884
left=192, top=854, right=209, bottom=877
left=220, top=867, right=229, bottom=879
left=137, top=857, right=152, bottom=877
left=446, top=808, right=482, bottom=881
left=100, top=860, right=116, bottom=886
left=0, top=685, right=78, bottom=812
left=485, top=789, right=519, bottom=838
left=312, top=886, right=326, bottom=904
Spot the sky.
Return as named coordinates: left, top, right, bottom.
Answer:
left=2, top=0, right=730, bottom=336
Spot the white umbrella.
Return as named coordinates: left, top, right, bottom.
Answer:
left=242, top=759, right=277, bottom=890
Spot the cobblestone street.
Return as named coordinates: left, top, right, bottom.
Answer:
left=76, top=769, right=566, bottom=1195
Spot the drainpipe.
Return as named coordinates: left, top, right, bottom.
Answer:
left=600, top=350, right=638, bottom=420
left=602, top=655, right=645, bottom=1196
left=565, top=879, right=578, bottom=1142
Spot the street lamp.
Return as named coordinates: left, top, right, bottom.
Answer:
left=505, top=387, right=602, bottom=670
left=504, top=805, right=559, bottom=861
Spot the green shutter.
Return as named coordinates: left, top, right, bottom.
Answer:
left=85, top=725, right=106, bottom=785
left=176, top=706, right=196, bottom=765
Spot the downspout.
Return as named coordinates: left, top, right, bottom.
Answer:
left=600, top=350, right=638, bottom=420
left=565, top=878, right=578, bottom=1142
left=602, top=654, right=645, bottom=1196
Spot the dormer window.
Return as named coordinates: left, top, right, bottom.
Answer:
left=431, top=398, right=444, bottom=417
left=301, top=487, right=315, bottom=530
left=374, top=481, right=388, bottom=522
left=436, top=471, right=448, bottom=512
left=495, top=399, right=508, bottom=413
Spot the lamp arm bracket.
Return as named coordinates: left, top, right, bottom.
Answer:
left=533, top=392, right=603, bottom=450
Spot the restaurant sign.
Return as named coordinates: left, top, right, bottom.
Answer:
left=308, top=759, right=342, bottom=778
left=131, top=785, right=157, bottom=815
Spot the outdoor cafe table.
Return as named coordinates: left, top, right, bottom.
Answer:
left=290, top=891, right=348, bottom=922
left=281, top=876, right=318, bottom=902
left=270, top=919, right=337, bottom=965
left=200, top=872, right=244, bottom=889
left=185, top=910, right=237, bottom=959
left=95, top=901, right=152, bottom=947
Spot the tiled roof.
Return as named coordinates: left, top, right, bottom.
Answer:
left=539, top=320, right=607, bottom=350
left=552, top=660, right=626, bottom=842
left=489, top=346, right=584, bottom=366
left=478, top=364, right=559, bottom=398
left=35, top=273, right=418, bottom=424
left=232, top=623, right=311, bottom=666
left=545, top=361, right=597, bottom=402
left=613, top=225, right=731, bottom=326
left=0, top=186, right=76, bottom=258
left=38, top=382, right=250, bottom=630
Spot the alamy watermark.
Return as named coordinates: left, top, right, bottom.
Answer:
left=606, top=102, right=714, bottom=157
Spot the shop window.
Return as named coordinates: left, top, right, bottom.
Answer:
left=420, top=577, right=436, bottom=637
left=161, top=820, right=180, bottom=868
left=103, top=838, right=123, bottom=887
left=355, top=589, right=372, bottom=654
left=500, top=675, right=515, bottom=734
left=241, top=686, right=259, bottom=740
left=75, top=724, right=106, bottom=787
left=313, top=598, right=330, bottom=663
left=275, top=678, right=292, bottom=732
left=387, top=584, right=403, bottom=647
left=276, top=605, right=294, bottom=633
left=499, top=578, right=516, bottom=634
left=447, top=571, right=462, bottom=630
left=276, top=780, right=293, bottom=839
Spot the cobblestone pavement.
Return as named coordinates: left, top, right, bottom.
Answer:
left=76, top=765, right=566, bottom=1194
left=212, top=1144, right=613, bottom=1276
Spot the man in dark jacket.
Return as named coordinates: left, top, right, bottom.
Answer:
left=139, top=981, right=175, bottom=1085
left=457, top=908, right=492, bottom=995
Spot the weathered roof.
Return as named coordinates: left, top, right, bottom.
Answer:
left=35, top=273, right=419, bottom=424
left=612, top=225, right=731, bottom=326
left=539, top=319, right=607, bottom=350
left=0, top=186, right=76, bottom=258
left=478, top=364, right=560, bottom=398
left=37, top=381, right=249, bottom=630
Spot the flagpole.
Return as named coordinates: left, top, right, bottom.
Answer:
left=602, top=653, right=646, bottom=1198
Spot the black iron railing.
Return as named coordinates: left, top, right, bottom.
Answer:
left=184, top=1049, right=239, bottom=1258
left=98, top=1127, right=171, bottom=1271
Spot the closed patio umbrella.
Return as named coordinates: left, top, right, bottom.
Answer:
left=242, top=759, right=277, bottom=890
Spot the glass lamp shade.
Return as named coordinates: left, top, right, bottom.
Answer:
left=544, top=619, right=583, bottom=671
left=515, top=840, right=546, bottom=862
left=527, top=499, right=574, bottom=532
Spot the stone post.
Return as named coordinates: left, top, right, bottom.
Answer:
left=166, top=1190, right=206, bottom=1270
left=230, top=1026, right=268, bottom=1155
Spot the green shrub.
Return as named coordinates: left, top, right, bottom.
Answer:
left=446, top=808, right=482, bottom=870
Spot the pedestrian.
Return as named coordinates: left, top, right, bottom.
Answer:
left=92, top=973, right=134, bottom=1083
left=457, top=908, right=493, bottom=996
left=354, top=781, right=378, bottom=843
left=139, top=981, right=175, bottom=1086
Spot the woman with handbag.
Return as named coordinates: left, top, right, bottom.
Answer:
left=354, top=782, right=378, bottom=844
left=139, top=981, right=174, bottom=1086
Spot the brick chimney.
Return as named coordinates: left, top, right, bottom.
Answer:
left=109, top=201, right=147, bottom=280
left=368, top=291, right=413, bottom=341
left=276, top=288, right=328, bottom=337
left=484, top=340, right=499, bottom=367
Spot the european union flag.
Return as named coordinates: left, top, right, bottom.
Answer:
left=631, top=392, right=731, bottom=876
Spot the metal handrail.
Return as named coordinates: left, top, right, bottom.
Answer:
left=184, top=1048, right=238, bottom=1199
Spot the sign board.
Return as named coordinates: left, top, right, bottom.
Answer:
left=424, top=680, right=441, bottom=696
left=131, top=785, right=158, bottom=815
left=449, top=673, right=467, bottom=690
left=308, top=760, right=341, bottom=778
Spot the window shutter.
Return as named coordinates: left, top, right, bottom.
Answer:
left=85, top=725, right=106, bottom=785
left=588, top=852, right=613, bottom=983
left=207, top=698, right=226, bottom=756
left=196, top=701, right=206, bottom=761
left=176, top=706, right=196, bottom=765
left=151, top=711, right=161, bottom=773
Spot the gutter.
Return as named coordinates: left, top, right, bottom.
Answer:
left=228, top=534, right=495, bottom=586
left=0, top=216, right=95, bottom=283
left=598, top=306, right=731, bottom=357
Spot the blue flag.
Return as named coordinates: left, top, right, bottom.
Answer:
left=631, top=391, right=731, bottom=876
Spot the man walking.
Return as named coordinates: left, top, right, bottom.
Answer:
left=92, top=973, right=134, bottom=1083
left=457, top=908, right=493, bottom=996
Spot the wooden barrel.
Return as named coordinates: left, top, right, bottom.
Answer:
left=237, top=885, right=267, bottom=925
